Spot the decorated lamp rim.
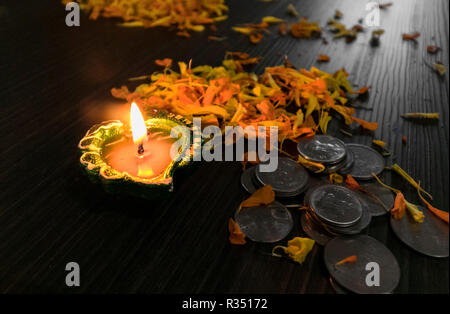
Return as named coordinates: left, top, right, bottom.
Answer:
left=78, top=113, right=193, bottom=186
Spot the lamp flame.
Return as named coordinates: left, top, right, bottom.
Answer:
left=130, top=102, right=147, bottom=145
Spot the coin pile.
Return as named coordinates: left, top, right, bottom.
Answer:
left=236, top=134, right=448, bottom=293
left=297, top=135, right=352, bottom=174
left=296, top=135, right=385, bottom=179
left=241, top=157, right=310, bottom=197
left=301, top=184, right=372, bottom=245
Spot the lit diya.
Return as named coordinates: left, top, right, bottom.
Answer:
left=78, top=103, right=195, bottom=199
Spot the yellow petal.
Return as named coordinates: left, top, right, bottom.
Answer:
left=372, top=140, right=386, bottom=148
left=305, top=94, right=319, bottom=119
left=329, top=173, right=344, bottom=184
left=319, top=111, right=332, bottom=134
left=402, top=112, right=440, bottom=120
left=272, top=237, right=315, bottom=264
left=388, top=164, right=432, bottom=199
left=287, top=3, right=299, bottom=16
left=433, top=63, right=446, bottom=76
left=262, top=16, right=284, bottom=24
left=297, top=154, right=325, bottom=173
left=405, top=200, right=425, bottom=223
left=232, top=27, right=254, bottom=35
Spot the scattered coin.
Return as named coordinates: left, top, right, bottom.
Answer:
left=240, top=166, right=258, bottom=194
left=357, top=182, right=394, bottom=217
left=235, top=201, right=293, bottom=243
left=324, top=235, right=401, bottom=294
left=345, top=144, right=385, bottom=180
left=255, top=157, right=309, bottom=197
left=297, top=135, right=347, bottom=164
left=390, top=206, right=449, bottom=258
left=309, top=185, right=363, bottom=227
left=329, top=277, right=352, bottom=294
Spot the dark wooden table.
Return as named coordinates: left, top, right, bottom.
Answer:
left=1, top=0, right=448, bottom=293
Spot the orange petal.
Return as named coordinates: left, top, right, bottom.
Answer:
left=279, top=23, right=287, bottom=36
left=176, top=30, right=191, bottom=38
left=318, top=54, right=330, bottom=62
left=228, top=218, right=246, bottom=245
left=292, top=127, right=315, bottom=139
left=427, top=45, right=441, bottom=54
left=345, top=174, right=366, bottom=193
left=335, top=255, right=358, bottom=266
left=379, top=3, right=393, bottom=9
left=417, top=187, right=449, bottom=224
left=240, top=185, right=275, bottom=208
left=155, top=58, right=173, bottom=67
left=352, top=116, right=378, bottom=131
left=391, top=192, right=406, bottom=220
left=355, top=86, right=370, bottom=94
left=402, top=32, right=420, bottom=40
left=110, top=86, right=130, bottom=99
left=249, top=32, right=264, bottom=44
left=331, top=104, right=355, bottom=125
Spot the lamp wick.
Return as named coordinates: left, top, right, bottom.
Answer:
left=138, top=143, right=145, bottom=155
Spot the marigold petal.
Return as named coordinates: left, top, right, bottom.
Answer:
left=352, top=116, right=378, bottom=131
left=335, top=255, right=357, bottom=266
left=240, top=185, right=275, bottom=208
left=228, top=218, right=246, bottom=245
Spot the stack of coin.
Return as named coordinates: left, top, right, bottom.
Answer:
left=297, top=136, right=386, bottom=179
left=240, top=157, right=310, bottom=198
left=297, top=135, right=353, bottom=174
left=301, top=184, right=372, bottom=245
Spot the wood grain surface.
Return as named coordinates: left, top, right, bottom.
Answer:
left=0, top=0, right=448, bottom=293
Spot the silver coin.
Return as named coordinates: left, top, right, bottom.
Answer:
left=327, top=149, right=354, bottom=174
left=324, top=235, right=401, bottom=294
left=324, top=203, right=372, bottom=235
left=303, top=183, right=330, bottom=207
left=240, top=167, right=258, bottom=194
left=309, top=185, right=363, bottom=227
left=357, top=182, right=394, bottom=217
left=390, top=206, right=449, bottom=258
left=330, top=277, right=352, bottom=294
left=255, top=157, right=309, bottom=197
left=345, top=144, right=385, bottom=180
left=300, top=211, right=334, bottom=246
left=235, top=201, right=293, bottom=243
left=304, top=187, right=372, bottom=236
left=297, top=135, right=347, bottom=164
